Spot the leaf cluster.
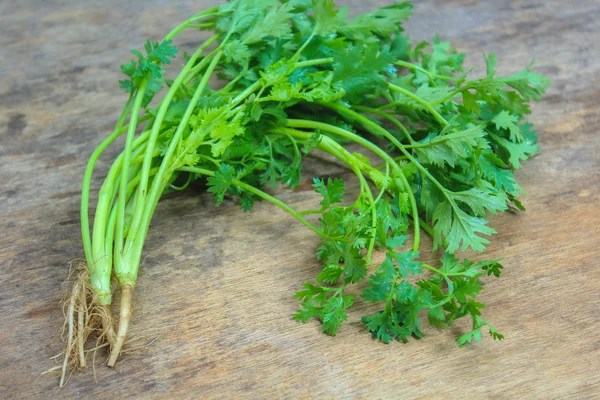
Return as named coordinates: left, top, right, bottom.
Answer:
left=111, top=0, right=548, bottom=347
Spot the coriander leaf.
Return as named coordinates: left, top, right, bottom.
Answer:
left=316, top=264, right=344, bottom=284
left=145, top=39, right=178, bottom=64
left=313, top=177, right=345, bottom=208
left=457, top=327, right=482, bottom=347
left=333, top=42, right=393, bottom=97
left=223, top=40, right=252, bottom=64
left=452, top=188, right=508, bottom=217
left=243, top=3, right=294, bottom=44
left=414, top=124, right=485, bottom=168
left=312, top=0, right=341, bottom=37
left=207, top=164, right=236, bottom=206
left=491, top=134, right=538, bottom=169
left=432, top=200, right=496, bottom=253
left=479, top=151, right=523, bottom=196
left=339, top=2, right=412, bottom=39
left=501, top=61, right=550, bottom=102
left=492, top=110, right=523, bottom=142
left=322, top=294, right=354, bottom=335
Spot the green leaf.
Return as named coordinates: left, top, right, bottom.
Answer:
left=453, top=278, right=483, bottom=303
left=385, top=234, right=408, bottom=250
left=343, top=254, right=367, bottom=283
left=242, top=3, right=294, bottom=44
left=312, top=0, right=341, bottom=37
left=457, top=328, right=482, bottom=347
left=452, top=188, right=508, bottom=217
left=223, top=40, right=252, bottom=64
left=121, top=60, right=137, bottom=78
left=362, top=271, right=392, bottom=302
left=414, top=124, right=485, bottom=168
left=207, top=164, right=236, bottom=206
left=362, top=311, right=397, bottom=344
left=432, top=200, right=496, bottom=253
left=145, top=39, right=178, bottom=64
left=392, top=251, right=422, bottom=277
left=480, top=260, right=504, bottom=278
left=210, top=111, right=246, bottom=157
left=479, top=151, right=523, bottom=196
left=462, top=90, right=481, bottom=114
left=333, top=42, right=393, bottom=97
left=316, top=264, right=344, bottom=284
left=501, top=61, right=550, bottom=102
left=339, top=2, right=412, bottom=39
left=492, top=110, right=523, bottom=142
left=322, top=294, right=354, bottom=335
left=313, top=177, right=345, bottom=208
left=492, top=134, right=538, bottom=169
left=428, top=306, right=446, bottom=327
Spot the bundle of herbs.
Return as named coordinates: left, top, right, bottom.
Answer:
left=58, top=0, right=548, bottom=386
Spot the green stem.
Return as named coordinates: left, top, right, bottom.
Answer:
left=124, top=42, right=211, bottom=263
left=88, top=128, right=155, bottom=304
left=115, top=80, right=147, bottom=266
left=81, top=100, right=135, bottom=267
left=288, top=116, right=421, bottom=252
left=430, top=85, right=466, bottom=105
left=388, top=83, right=449, bottom=126
left=422, top=263, right=472, bottom=278
left=395, top=61, right=457, bottom=82
left=326, top=104, right=475, bottom=253
left=294, top=58, right=334, bottom=68
left=421, top=263, right=445, bottom=276
left=292, top=32, right=315, bottom=61
left=123, top=52, right=224, bottom=285
left=106, top=166, right=161, bottom=260
left=351, top=105, right=415, bottom=144
left=418, top=217, right=435, bottom=238
left=177, top=167, right=328, bottom=239
left=164, top=7, right=222, bottom=40
left=187, top=23, right=215, bottom=30
left=335, top=106, right=452, bottom=202
left=183, top=36, right=221, bottom=85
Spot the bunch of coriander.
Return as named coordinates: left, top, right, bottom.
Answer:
left=58, top=0, right=548, bottom=386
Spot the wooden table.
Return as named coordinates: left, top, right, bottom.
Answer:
left=1, top=1, right=598, bottom=398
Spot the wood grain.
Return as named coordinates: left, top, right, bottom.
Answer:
left=1, top=0, right=599, bottom=398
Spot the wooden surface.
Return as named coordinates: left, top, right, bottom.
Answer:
left=1, top=0, right=599, bottom=398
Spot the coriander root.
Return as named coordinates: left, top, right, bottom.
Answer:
left=107, top=285, right=133, bottom=367
left=58, top=268, right=116, bottom=387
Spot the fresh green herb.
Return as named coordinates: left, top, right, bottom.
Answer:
left=59, top=0, right=548, bottom=386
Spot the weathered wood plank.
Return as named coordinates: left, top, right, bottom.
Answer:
left=0, top=0, right=598, bottom=398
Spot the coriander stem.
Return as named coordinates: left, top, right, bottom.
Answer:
left=125, top=52, right=224, bottom=285
left=351, top=105, right=415, bottom=144
left=395, top=61, right=456, bottom=82
left=81, top=100, right=137, bottom=266
left=388, top=83, right=448, bottom=126
left=429, top=87, right=463, bottom=105
left=273, top=127, right=379, bottom=265
left=418, top=217, right=435, bottom=238
left=294, top=58, right=334, bottom=68
left=124, top=41, right=210, bottom=264
left=183, top=36, right=221, bottom=85
left=327, top=104, right=474, bottom=252
left=421, top=263, right=445, bottom=276
left=177, top=167, right=330, bottom=240
left=115, top=79, right=147, bottom=267
left=292, top=32, right=315, bottom=61
left=164, top=7, right=221, bottom=40
left=291, top=113, right=421, bottom=252
left=187, top=23, right=215, bottom=30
